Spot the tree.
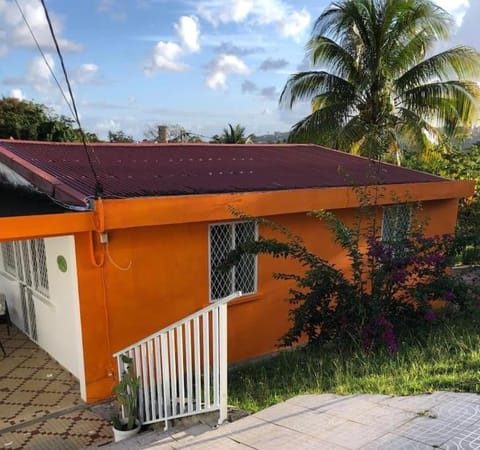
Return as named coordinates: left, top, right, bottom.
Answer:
left=0, top=97, right=100, bottom=142
left=108, top=130, right=134, bottom=143
left=0, top=97, right=49, bottom=140
left=210, top=124, right=254, bottom=144
left=280, top=0, right=480, bottom=163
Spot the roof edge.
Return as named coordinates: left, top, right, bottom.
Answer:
left=0, top=144, right=89, bottom=206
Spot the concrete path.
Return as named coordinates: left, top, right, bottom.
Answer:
left=105, top=392, right=480, bottom=449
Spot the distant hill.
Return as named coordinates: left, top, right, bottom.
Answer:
left=254, top=131, right=289, bottom=143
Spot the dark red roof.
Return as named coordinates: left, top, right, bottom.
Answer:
left=0, top=140, right=445, bottom=206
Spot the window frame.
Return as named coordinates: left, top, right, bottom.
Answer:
left=30, top=239, right=50, bottom=298
left=381, top=204, right=413, bottom=244
left=208, top=220, right=258, bottom=302
left=1, top=242, right=17, bottom=276
left=0, top=239, right=50, bottom=299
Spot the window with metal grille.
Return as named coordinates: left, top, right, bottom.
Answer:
left=30, top=239, right=49, bottom=297
left=209, top=222, right=257, bottom=301
left=381, top=204, right=412, bottom=244
left=1, top=242, right=16, bottom=276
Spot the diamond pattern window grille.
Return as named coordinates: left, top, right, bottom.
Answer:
left=382, top=204, right=412, bottom=244
left=1, top=242, right=16, bottom=276
left=209, top=221, right=257, bottom=301
left=30, top=239, right=49, bottom=297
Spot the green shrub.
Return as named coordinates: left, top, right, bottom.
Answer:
left=220, top=189, right=478, bottom=353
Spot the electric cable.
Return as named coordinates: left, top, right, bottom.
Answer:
left=13, top=0, right=76, bottom=119
left=38, top=0, right=104, bottom=198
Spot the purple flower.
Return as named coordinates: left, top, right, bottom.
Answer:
left=424, top=310, right=437, bottom=321
left=444, top=291, right=455, bottom=302
left=390, top=270, right=407, bottom=283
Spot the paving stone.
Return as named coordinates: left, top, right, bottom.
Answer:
left=361, top=433, right=432, bottom=449
left=442, top=427, right=480, bottom=449
left=354, top=394, right=393, bottom=404
left=253, top=401, right=309, bottom=422
left=285, top=393, right=345, bottom=410
left=381, top=394, right=446, bottom=412
left=227, top=417, right=326, bottom=449
left=430, top=398, right=480, bottom=427
left=322, top=397, right=380, bottom=422
left=278, top=410, right=347, bottom=437
left=320, top=419, right=388, bottom=449
left=172, top=436, right=251, bottom=449
left=394, top=416, right=466, bottom=447
left=435, top=392, right=480, bottom=404
left=350, top=404, right=417, bottom=433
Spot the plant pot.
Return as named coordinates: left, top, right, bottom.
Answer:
left=112, top=419, right=141, bottom=442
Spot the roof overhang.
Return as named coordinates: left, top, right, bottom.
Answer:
left=100, top=180, right=475, bottom=230
left=0, top=144, right=89, bottom=206
left=0, top=179, right=472, bottom=241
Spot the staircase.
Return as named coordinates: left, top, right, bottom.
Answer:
left=113, top=292, right=241, bottom=430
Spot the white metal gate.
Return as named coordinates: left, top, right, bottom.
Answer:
left=114, top=292, right=241, bottom=429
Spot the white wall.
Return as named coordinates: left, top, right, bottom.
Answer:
left=0, top=236, right=85, bottom=397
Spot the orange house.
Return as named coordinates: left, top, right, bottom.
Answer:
left=0, top=140, right=473, bottom=404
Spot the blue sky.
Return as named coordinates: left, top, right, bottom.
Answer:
left=0, top=0, right=477, bottom=140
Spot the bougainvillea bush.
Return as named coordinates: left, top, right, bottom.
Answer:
left=220, top=193, right=479, bottom=354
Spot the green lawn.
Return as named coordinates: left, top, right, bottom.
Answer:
left=228, top=318, right=480, bottom=412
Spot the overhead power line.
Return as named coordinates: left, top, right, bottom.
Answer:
left=16, top=0, right=104, bottom=198
left=13, top=0, right=76, bottom=119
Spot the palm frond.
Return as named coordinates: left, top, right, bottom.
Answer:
left=307, top=36, right=361, bottom=82
left=280, top=71, right=356, bottom=108
left=288, top=103, right=352, bottom=145
left=396, top=47, right=480, bottom=90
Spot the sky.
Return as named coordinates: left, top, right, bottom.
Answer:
left=0, top=0, right=478, bottom=141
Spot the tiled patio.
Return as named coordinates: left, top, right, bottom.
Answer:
left=0, top=325, right=113, bottom=449
left=105, top=391, right=480, bottom=449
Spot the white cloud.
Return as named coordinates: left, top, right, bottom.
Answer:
left=206, top=53, right=249, bottom=89
left=145, top=15, right=202, bottom=74
left=26, top=54, right=55, bottom=95
left=0, top=0, right=82, bottom=55
left=97, top=0, right=127, bottom=21
left=278, top=9, right=310, bottom=41
left=71, top=63, right=100, bottom=84
left=175, top=16, right=200, bottom=52
left=144, top=41, right=187, bottom=74
left=9, top=88, right=24, bottom=100
left=196, top=0, right=311, bottom=41
left=198, top=0, right=253, bottom=24
left=434, top=0, right=470, bottom=27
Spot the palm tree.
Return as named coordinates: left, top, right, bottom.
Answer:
left=211, top=124, right=255, bottom=144
left=280, top=0, right=480, bottom=163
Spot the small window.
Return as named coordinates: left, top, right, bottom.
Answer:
left=209, top=222, right=257, bottom=301
left=30, top=239, right=49, bottom=297
left=1, top=242, right=16, bottom=276
left=381, top=204, right=412, bottom=244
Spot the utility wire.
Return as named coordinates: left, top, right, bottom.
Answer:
left=38, top=0, right=104, bottom=197
left=14, top=0, right=76, bottom=119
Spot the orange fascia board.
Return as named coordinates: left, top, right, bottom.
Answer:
left=0, top=212, right=94, bottom=241
left=102, top=180, right=474, bottom=230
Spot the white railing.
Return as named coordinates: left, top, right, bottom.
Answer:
left=113, top=292, right=241, bottom=429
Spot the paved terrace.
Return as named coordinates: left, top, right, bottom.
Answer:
left=0, top=326, right=112, bottom=449
left=105, top=391, right=480, bottom=449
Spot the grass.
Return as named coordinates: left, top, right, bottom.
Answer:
left=228, top=318, right=480, bottom=412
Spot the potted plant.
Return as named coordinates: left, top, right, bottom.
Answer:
left=112, top=355, right=141, bottom=442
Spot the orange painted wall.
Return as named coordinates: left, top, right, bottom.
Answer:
left=75, top=196, right=460, bottom=402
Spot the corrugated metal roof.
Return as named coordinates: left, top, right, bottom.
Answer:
left=0, top=140, right=445, bottom=205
